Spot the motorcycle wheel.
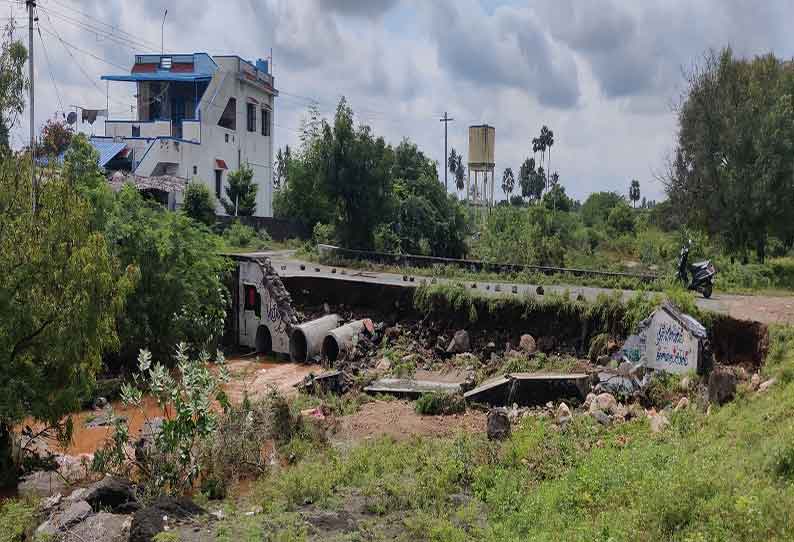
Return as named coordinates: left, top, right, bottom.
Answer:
left=702, top=284, right=713, bottom=299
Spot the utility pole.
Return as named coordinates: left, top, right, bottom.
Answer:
left=439, top=112, right=453, bottom=191
left=27, top=0, right=35, bottom=213
left=161, top=9, right=168, bottom=55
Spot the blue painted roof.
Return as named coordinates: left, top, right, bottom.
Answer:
left=90, top=138, right=127, bottom=167
left=101, top=52, right=217, bottom=84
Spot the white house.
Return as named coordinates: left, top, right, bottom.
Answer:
left=98, top=52, right=277, bottom=217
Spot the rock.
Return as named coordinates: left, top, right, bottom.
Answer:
left=36, top=500, right=92, bottom=538
left=590, top=410, right=612, bottom=426
left=211, top=509, right=225, bottom=521
left=39, top=493, right=63, bottom=513
left=486, top=410, right=511, bottom=441
left=556, top=403, right=572, bottom=425
left=583, top=393, right=596, bottom=409
left=708, top=369, right=737, bottom=405
left=518, top=334, right=537, bottom=354
left=384, top=326, right=400, bottom=342
left=83, top=475, right=138, bottom=513
left=135, top=417, right=164, bottom=463
left=750, top=373, right=762, bottom=390
left=446, top=330, right=471, bottom=354
left=130, top=496, right=205, bottom=542
left=536, top=336, right=556, bottom=353
left=675, top=397, right=690, bottom=411
left=17, top=470, right=67, bottom=498
left=649, top=413, right=670, bottom=433
left=596, top=354, right=611, bottom=366
left=627, top=403, right=646, bottom=420
left=302, top=510, right=358, bottom=534
left=679, top=376, right=693, bottom=392
left=68, top=512, right=132, bottom=542
left=589, top=393, right=618, bottom=416
left=93, top=396, right=109, bottom=410
left=759, top=378, right=777, bottom=393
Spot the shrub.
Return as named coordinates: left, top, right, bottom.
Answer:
left=415, top=392, right=466, bottom=415
left=183, top=182, right=217, bottom=225
left=373, top=222, right=402, bottom=253
left=607, top=202, right=636, bottom=234
left=92, top=345, right=230, bottom=500
left=223, top=221, right=271, bottom=250
left=312, top=222, right=336, bottom=246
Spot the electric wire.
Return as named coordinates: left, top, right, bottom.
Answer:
left=36, top=22, right=64, bottom=113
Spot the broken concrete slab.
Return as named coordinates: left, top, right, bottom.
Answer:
left=363, top=378, right=462, bottom=397
left=463, top=373, right=591, bottom=407
left=299, top=370, right=345, bottom=395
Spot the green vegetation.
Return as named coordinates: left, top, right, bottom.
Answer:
left=221, top=164, right=258, bottom=216
left=274, top=98, right=468, bottom=256
left=415, top=392, right=466, bottom=416
left=222, top=221, right=272, bottom=251
left=225, top=327, right=794, bottom=541
left=183, top=182, right=217, bottom=226
left=0, top=499, right=36, bottom=542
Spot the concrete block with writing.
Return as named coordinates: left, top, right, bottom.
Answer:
left=622, top=302, right=707, bottom=375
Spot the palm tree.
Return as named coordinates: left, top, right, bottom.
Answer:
left=502, top=167, right=515, bottom=201
left=629, top=179, right=641, bottom=208
left=455, top=155, right=465, bottom=196
left=448, top=148, right=458, bottom=183
left=543, top=126, right=554, bottom=188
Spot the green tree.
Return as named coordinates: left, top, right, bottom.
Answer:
left=0, top=23, right=27, bottom=152
left=542, top=182, right=574, bottom=213
left=607, top=201, right=636, bottom=234
left=103, top=186, right=231, bottom=367
left=274, top=145, right=291, bottom=190
left=581, top=191, right=623, bottom=226
left=221, top=165, right=257, bottom=216
left=629, top=179, right=641, bottom=208
left=501, top=167, right=515, bottom=201
left=447, top=147, right=458, bottom=185
left=454, top=155, right=465, bottom=196
left=0, top=156, right=130, bottom=485
left=40, top=119, right=73, bottom=157
left=667, top=48, right=794, bottom=262
left=319, top=97, right=394, bottom=249
left=183, top=182, right=217, bottom=226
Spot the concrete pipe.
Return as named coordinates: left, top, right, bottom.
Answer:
left=322, top=319, right=369, bottom=364
left=289, top=314, right=341, bottom=363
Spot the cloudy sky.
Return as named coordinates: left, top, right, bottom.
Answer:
left=7, top=0, right=794, bottom=201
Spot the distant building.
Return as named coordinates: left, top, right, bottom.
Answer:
left=98, top=52, right=278, bottom=217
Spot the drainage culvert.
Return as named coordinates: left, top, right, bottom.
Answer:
left=322, top=320, right=369, bottom=364
left=289, top=314, right=341, bottom=362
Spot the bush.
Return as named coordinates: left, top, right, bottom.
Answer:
left=607, top=202, right=636, bottom=234
left=223, top=221, right=271, bottom=250
left=92, top=345, right=230, bottom=500
left=415, top=392, right=466, bottom=415
left=312, top=222, right=336, bottom=246
left=373, top=223, right=402, bottom=253
left=182, top=182, right=217, bottom=225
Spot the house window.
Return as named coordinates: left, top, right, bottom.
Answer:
left=215, top=169, right=223, bottom=199
left=225, top=133, right=229, bottom=143
left=218, top=97, right=236, bottom=130
left=261, top=109, right=270, bottom=136
left=132, top=125, right=140, bottom=137
left=246, top=102, right=256, bottom=132
left=193, top=165, right=198, bottom=175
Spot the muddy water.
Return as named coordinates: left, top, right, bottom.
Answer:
left=31, top=358, right=322, bottom=457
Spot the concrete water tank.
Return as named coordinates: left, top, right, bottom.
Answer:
left=468, top=125, right=495, bottom=167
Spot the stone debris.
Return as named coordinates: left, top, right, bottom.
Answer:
left=649, top=412, right=670, bottom=433
left=759, top=377, right=777, bottom=393
left=675, top=397, right=690, bottom=411
left=518, top=334, right=537, bottom=354
left=446, top=330, right=471, bottom=354
left=486, top=410, right=511, bottom=440
left=750, top=373, right=762, bottom=390
left=556, top=402, right=572, bottom=426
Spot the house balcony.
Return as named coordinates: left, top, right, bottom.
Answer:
left=104, top=118, right=201, bottom=143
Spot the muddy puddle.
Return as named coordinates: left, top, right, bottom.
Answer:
left=27, top=358, right=322, bottom=457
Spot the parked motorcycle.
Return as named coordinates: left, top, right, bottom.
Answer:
left=677, top=239, right=717, bottom=298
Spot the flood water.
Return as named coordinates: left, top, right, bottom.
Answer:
left=26, top=357, right=322, bottom=458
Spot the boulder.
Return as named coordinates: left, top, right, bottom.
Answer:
left=36, top=500, right=92, bottom=538
left=583, top=393, right=596, bottom=410
left=590, top=410, right=612, bottom=426
left=589, top=393, right=618, bottom=416
left=68, top=512, right=132, bottom=542
left=627, top=403, right=646, bottom=420
left=679, top=376, right=693, bottom=392
left=17, top=470, right=67, bottom=498
left=675, top=397, right=690, bottom=411
left=130, top=496, right=205, bottom=542
left=83, top=475, right=137, bottom=513
left=486, top=410, right=511, bottom=441
left=518, top=334, right=537, bottom=354
left=446, top=330, right=471, bottom=354
left=556, top=403, right=572, bottom=425
left=708, top=369, right=737, bottom=405
left=649, top=413, right=670, bottom=433
left=134, top=417, right=164, bottom=463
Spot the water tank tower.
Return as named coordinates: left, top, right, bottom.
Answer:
left=467, top=124, right=496, bottom=207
